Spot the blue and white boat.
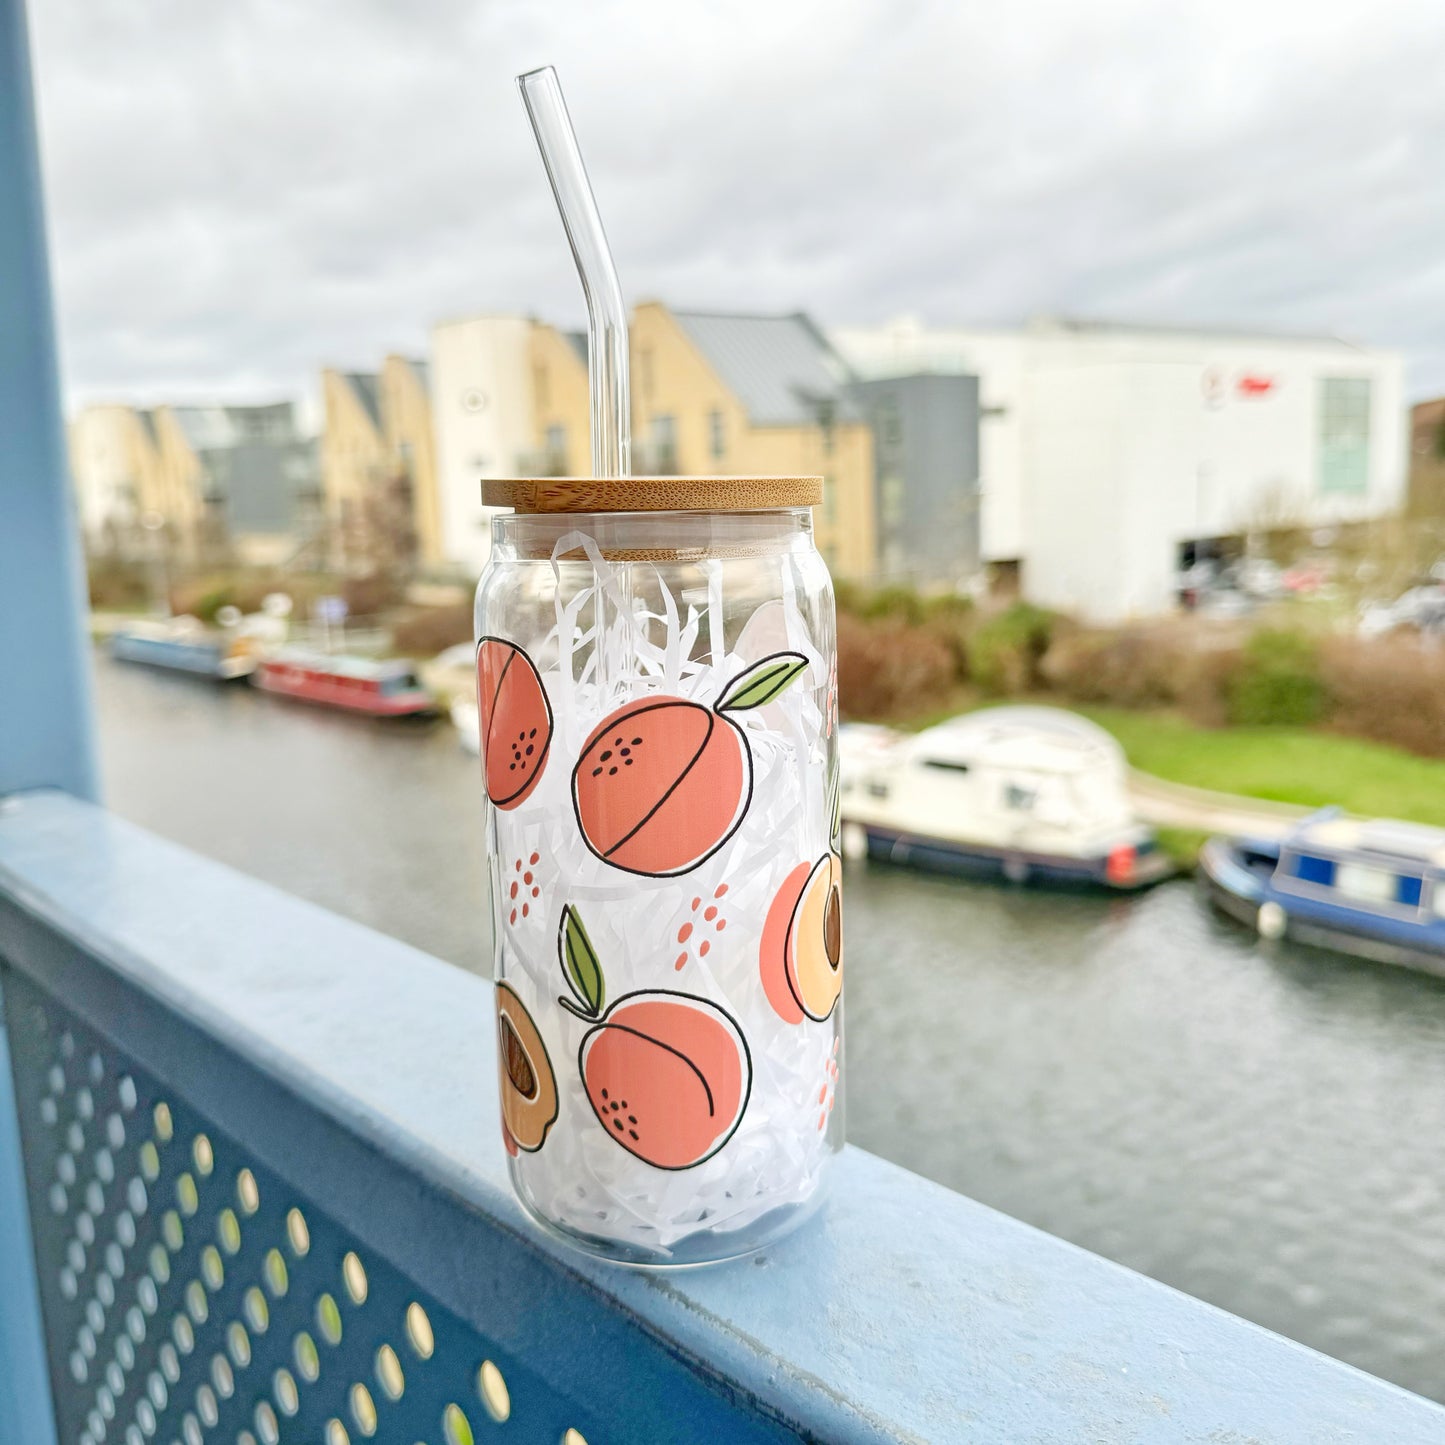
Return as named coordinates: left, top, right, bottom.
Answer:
left=839, top=708, right=1171, bottom=891
left=109, top=618, right=258, bottom=681
left=1199, top=810, right=1445, bottom=977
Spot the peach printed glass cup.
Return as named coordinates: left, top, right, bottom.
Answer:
left=475, top=479, right=843, bottom=1265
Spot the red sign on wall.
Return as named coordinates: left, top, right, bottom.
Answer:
left=1236, top=374, right=1276, bottom=398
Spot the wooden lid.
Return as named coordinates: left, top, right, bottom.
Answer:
left=481, top=476, right=823, bottom=514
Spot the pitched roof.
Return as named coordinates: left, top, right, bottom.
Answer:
left=671, top=310, right=861, bottom=426
left=343, top=372, right=382, bottom=431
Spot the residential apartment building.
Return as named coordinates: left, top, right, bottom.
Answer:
left=629, top=303, right=877, bottom=579
left=834, top=317, right=1408, bottom=621
left=320, top=357, right=439, bottom=570
left=429, top=316, right=592, bottom=576
left=70, top=402, right=318, bottom=565
left=69, top=405, right=171, bottom=555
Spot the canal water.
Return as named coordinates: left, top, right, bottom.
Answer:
left=93, top=653, right=1445, bottom=1402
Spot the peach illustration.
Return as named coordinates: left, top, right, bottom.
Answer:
left=477, top=638, right=552, bottom=810
left=760, top=854, right=843, bottom=1023
left=571, top=652, right=809, bottom=878
left=495, top=983, right=558, bottom=1155
left=558, top=907, right=751, bottom=1169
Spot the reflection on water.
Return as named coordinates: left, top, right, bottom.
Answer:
left=95, top=652, right=1445, bottom=1401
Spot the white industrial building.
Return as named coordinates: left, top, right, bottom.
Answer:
left=832, top=317, right=1408, bottom=622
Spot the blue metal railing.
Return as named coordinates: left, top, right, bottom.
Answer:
left=0, top=0, right=98, bottom=804
left=4, top=791, right=1445, bottom=1443
left=7, top=0, right=1445, bottom=1436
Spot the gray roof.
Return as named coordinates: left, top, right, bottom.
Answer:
left=672, top=310, right=861, bottom=426
left=170, top=406, right=236, bottom=451
left=344, top=372, right=382, bottom=431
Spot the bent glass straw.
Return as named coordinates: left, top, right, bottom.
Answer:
left=517, top=66, right=632, bottom=479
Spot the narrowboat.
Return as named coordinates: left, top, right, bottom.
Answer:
left=839, top=707, right=1172, bottom=891
left=1199, top=811, right=1445, bottom=977
left=252, top=650, right=436, bottom=718
left=109, top=618, right=258, bottom=680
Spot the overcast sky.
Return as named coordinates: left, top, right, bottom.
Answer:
left=29, top=0, right=1445, bottom=414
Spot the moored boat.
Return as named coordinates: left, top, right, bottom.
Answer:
left=451, top=699, right=480, bottom=755
left=1199, top=811, right=1445, bottom=977
left=839, top=707, right=1171, bottom=891
left=109, top=618, right=258, bottom=680
left=252, top=650, right=435, bottom=717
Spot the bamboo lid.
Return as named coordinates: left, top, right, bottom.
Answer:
left=482, top=476, right=823, bottom=514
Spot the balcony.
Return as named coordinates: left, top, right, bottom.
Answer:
left=5, top=4, right=1445, bottom=1439
left=4, top=791, right=1445, bottom=1443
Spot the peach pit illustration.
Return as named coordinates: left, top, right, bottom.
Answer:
left=571, top=652, right=810, bottom=877
left=477, top=637, right=553, bottom=810
left=557, top=906, right=751, bottom=1169
left=495, top=983, right=558, bottom=1155
left=760, top=853, right=843, bottom=1023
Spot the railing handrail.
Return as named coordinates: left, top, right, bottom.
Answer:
left=3, top=789, right=1444, bottom=1442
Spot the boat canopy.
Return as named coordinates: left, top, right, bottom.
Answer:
left=1288, top=815, right=1445, bottom=870
left=907, top=707, right=1128, bottom=780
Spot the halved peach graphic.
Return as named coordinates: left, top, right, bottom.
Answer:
left=760, top=854, right=843, bottom=1023
left=571, top=652, right=809, bottom=877
left=558, top=907, right=751, bottom=1169
left=495, top=983, right=558, bottom=1154
left=477, top=637, right=553, bottom=810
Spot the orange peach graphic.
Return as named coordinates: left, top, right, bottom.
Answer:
left=495, top=983, right=558, bottom=1154
left=760, top=854, right=843, bottom=1023
left=579, top=992, right=750, bottom=1170
left=477, top=638, right=552, bottom=810
left=570, top=653, right=810, bottom=878
left=557, top=906, right=751, bottom=1169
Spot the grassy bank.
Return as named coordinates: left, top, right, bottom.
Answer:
left=1076, top=707, right=1445, bottom=829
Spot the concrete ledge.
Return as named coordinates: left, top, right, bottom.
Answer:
left=2, top=790, right=1443, bottom=1443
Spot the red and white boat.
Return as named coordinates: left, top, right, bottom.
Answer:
left=252, top=649, right=436, bottom=718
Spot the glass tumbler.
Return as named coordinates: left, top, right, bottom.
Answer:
left=474, top=477, right=843, bottom=1265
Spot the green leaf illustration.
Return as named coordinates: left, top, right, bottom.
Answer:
left=558, top=906, right=605, bottom=1018
left=716, top=652, right=810, bottom=713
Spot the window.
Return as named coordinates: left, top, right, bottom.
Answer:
left=878, top=393, right=903, bottom=448
left=923, top=759, right=970, bottom=774
left=1319, top=378, right=1371, bottom=494
left=1334, top=861, right=1396, bottom=906
left=708, top=410, right=726, bottom=462
left=651, top=415, right=677, bottom=473
left=1004, top=784, right=1036, bottom=812
left=816, top=398, right=836, bottom=456
left=1290, top=854, right=1335, bottom=886
left=544, top=424, right=567, bottom=474
left=1397, top=875, right=1424, bottom=908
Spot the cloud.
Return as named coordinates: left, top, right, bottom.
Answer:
left=28, top=0, right=1445, bottom=410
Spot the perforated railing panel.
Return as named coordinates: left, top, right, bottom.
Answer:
left=6, top=974, right=594, bottom=1445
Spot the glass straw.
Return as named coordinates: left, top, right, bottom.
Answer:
left=517, top=66, right=632, bottom=479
